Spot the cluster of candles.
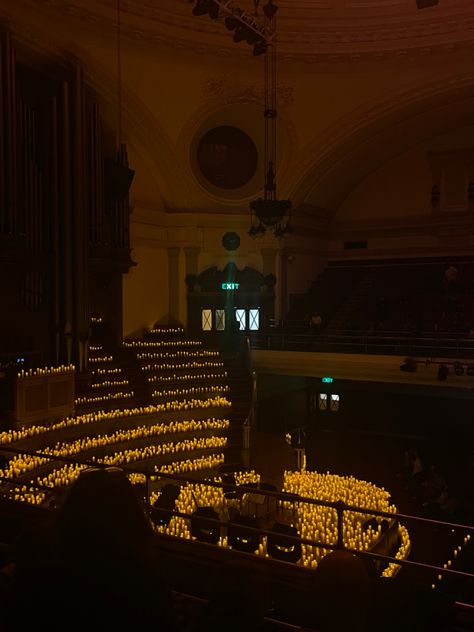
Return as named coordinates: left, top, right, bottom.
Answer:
left=89, top=355, right=113, bottom=364
left=92, top=367, right=122, bottom=375
left=1, top=416, right=230, bottom=480
left=100, top=436, right=227, bottom=468
left=127, top=454, right=227, bottom=486
left=123, top=340, right=202, bottom=349
left=75, top=391, right=134, bottom=405
left=148, top=372, right=227, bottom=384
left=91, top=379, right=129, bottom=389
left=0, top=397, right=231, bottom=446
left=282, top=471, right=409, bottom=576
left=148, top=327, right=184, bottom=335
left=90, top=316, right=102, bottom=323
left=141, top=361, right=225, bottom=372
left=381, top=525, right=411, bottom=578
left=89, top=345, right=103, bottom=352
left=432, top=533, right=472, bottom=588
left=158, top=453, right=225, bottom=475
left=5, top=436, right=227, bottom=504
left=149, top=469, right=410, bottom=576
left=152, top=385, right=229, bottom=399
left=136, top=350, right=219, bottom=360
left=17, top=365, right=75, bottom=378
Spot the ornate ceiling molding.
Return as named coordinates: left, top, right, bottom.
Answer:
left=202, top=74, right=294, bottom=108
left=12, top=0, right=474, bottom=63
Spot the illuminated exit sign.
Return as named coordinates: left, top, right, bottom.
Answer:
left=321, top=376, right=333, bottom=383
left=221, top=282, right=240, bottom=290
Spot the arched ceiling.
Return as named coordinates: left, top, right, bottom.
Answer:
left=292, top=72, right=474, bottom=211
left=4, top=0, right=474, bottom=220
left=13, top=0, right=474, bottom=61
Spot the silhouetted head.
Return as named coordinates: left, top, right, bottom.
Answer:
left=313, top=551, right=372, bottom=632
left=56, top=466, right=154, bottom=562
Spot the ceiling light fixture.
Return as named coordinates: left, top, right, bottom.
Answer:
left=248, top=1, right=292, bottom=239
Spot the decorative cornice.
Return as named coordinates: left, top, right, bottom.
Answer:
left=11, top=0, right=474, bottom=64
left=202, top=74, right=294, bottom=108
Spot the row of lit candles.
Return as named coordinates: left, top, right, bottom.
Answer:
left=17, top=365, right=75, bottom=378
left=148, top=327, right=184, bottom=334
left=2, top=416, right=229, bottom=479
left=10, top=437, right=227, bottom=502
left=141, top=361, right=225, bottom=372
left=148, top=372, right=227, bottom=384
left=123, top=340, right=202, bottom=349
left=89, top=355, right=113, bottom=364
left=0, top=396, right=232, bottom=446
left=432, top=534, right=472, bottom=587
left=0, top=417, right=229, bottom=478
left=92, top=367, right=122, bottom=375
left=100, top=436, right=227, bottom=468
left=152, top=385, right=229, bottom=399
left=75, top=391, right=134, bottom=405
left=91, top=379, right=129, bottom=389
left=136, top=350, right=219, bottom=360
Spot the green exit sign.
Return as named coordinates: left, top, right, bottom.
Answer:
left=322, top=376, right=333, bottom=383
left=221, top=282, right=240, bottom=290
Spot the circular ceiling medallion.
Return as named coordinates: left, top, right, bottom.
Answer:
left=196, top=125, right=258, bottom=190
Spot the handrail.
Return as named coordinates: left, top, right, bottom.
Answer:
left=1, top=445, right=473, bottom=532
left=251, top=329, right=474, bottom=359
left=0, top=445, right=473, bottom=589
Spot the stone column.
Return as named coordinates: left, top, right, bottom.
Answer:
left=184, top=246, right=200, bottom=276
left=261, top=248, right=277, bottom=277
left=261, top=247, right=278, bottom=322
left=279, top=248, right=289, bottom=324
left=183, top=246, right=200, bottom=329
left=167, top=247, right=181, bottom=325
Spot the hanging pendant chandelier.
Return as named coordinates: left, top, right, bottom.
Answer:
left=189, top=0, right=292, bottom=238
left=249, top=0, right=292, bottom=239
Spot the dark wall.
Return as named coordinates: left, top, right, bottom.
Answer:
left=0, top=28, right=133, bottom=367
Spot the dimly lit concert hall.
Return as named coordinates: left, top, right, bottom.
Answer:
left=0, top=0, right=473, bottom=630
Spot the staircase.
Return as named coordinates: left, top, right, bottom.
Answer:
left=74, top=343, right=136, bottom=414
left=76, top=321, right=241, bottom=470
left=325, top=269, right=379, bottom=332
left=222, top=356, right=254, bottom=471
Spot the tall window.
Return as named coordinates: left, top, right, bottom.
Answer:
left=330, top=394, right=340, bottom=412
left=235, top=309, right=246, bottom=330
left=249, top=308, right=259, bottom=331
left=202, top=309, right=212, bottom=331
left=318, top=393, right=328, bottom=411
left=215, top=309, right=225, bottom=331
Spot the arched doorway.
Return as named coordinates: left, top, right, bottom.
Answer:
left=186, top=262, right=275, bottom=347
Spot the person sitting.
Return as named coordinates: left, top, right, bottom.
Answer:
left=310, top=551, right=372, bottom=632
left=7, top=467, right=176, bottom=631
left=310, top=312, right=322, bottom=331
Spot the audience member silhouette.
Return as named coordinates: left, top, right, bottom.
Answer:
left=311, top=550, right=372, bottom=632
left=7, top=467, right=175, bottom=631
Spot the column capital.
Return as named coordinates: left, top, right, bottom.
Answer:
left=183, top=245, right=201, bottom=256
left=167, top=246, right=181, bottom=258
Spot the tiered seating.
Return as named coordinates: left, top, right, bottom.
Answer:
left=296, top=259, right=474, bottom=335
left=125, top=328, right=229, bottom=405
left=0, top=325, right=234, bottom=505
left=74, top=344, right=135, bottom=412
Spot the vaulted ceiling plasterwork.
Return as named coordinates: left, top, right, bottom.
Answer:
left=202, top=75, right=294, bottom=108
left=12, top=0, right=474, bottom=63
